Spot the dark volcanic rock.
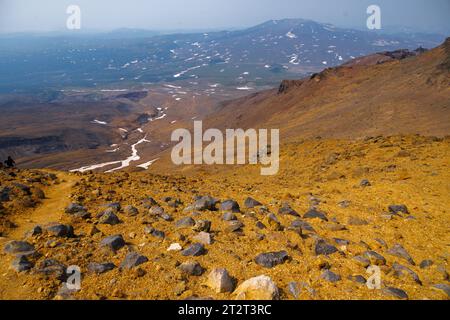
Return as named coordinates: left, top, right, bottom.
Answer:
left=175, top=217, right=196, bottom=229
left=144, top=227, right=165, bottom=239
left=321, top=270, right=341, bottom=282
left=88, top=262, right=115, bottom=274
left=181, top=243, right=206, bottom=257
left=364, top=251, right=387, bottom=265
left=291, top=219, right=315, bottom=232
left=315, top=240, right=338, bottom=256
left=123, top=205, right=138, bottom=216
left=193, top=196, right=218, bottom=211
left=220, top=200, right=240, bottom=213
left=35, top=259, right=67, bottom=281
left=4, top=241, right=35, bottom=254
left=382, top=287, right=409, bottom=299
left=11, top=255, right=33, bottom=272
left=244, top=197, right=262, bottom=208
left=193, top=220, right=211, bottom=232
left=226, top=220, right=244, bottom=233
left=100, top=235, right=126, bottom=252
left=222, top=212, right=237, bottom=221
left=304, top=209, right=328, bottom=221
left=278, top=203, right=300, bottom=217
left=255, top=251, right=289, bottom=268
left=419, top=260, right=433, bottom=269
left=387, top=244, right=415, bottom=265
left=178, top=261, right=204, bottom=276
left=65, top=203, right=86, bottom=214
left=433, top=284, right=450, bottom=297
left=388, top=205, right=409, bottom=215
left=392, top=263, right=422, bottom=285
left=120, top=252, right=149, bottom=269
left=98, top=211, right=120, bottom=225
left=45, top=223, right=74, bottom=238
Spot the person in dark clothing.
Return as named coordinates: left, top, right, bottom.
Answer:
left=4, top=156, right=15, bottom=168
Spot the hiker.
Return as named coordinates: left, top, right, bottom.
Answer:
left=4, top=156, right=15, bottom=168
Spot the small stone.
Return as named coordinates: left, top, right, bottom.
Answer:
left=263, top=213, right=282, bottom=231
left=11, top=255, right=33, bottom=272
left=291, top=219, right=315, bottom=233
left=392, top=263, right=422, bottom=285
left=193, top=220, right=211, bottom=232
left=175, top=217, right=196, bottom=229
left=315, top=240, right=338, bottom=256
left=98, top=211, right=120, bottom=225
left=207, top=268, right=234, bottom=293
left=360, top=179, right=371, bottom=187
left=179, top=261, right=204, bottom=276
left=222, top=212, right=237, bottom=221
left=388, top=205, right=409, bottom=215
left=387, top=244, right=415, bottom=265
left=354, top=255, right=371, bottom=268
left=255, top=251, right=289, bottom=268
left=65, top=203, right=86, bottom=214
left=193, top=196, right=218, bottom=211
left=256, top=221, right=266, bottom=230
left=4, top=241, right=35, bottom=254
left=149, top=206, right=164, bottom=216
left=45, top=223, right=74, bottom=238
left=167, top=243, right=183, bottom=251
left=124, top=205, right=138, bottom=216
left=321, top=270, right=341, bottom=282
left=226, top=220, right=244, bottom=233
left=304, top=209, right=328, bottom=221
left=419, top=260, right=433, bottom=269
left=142, top=197, right=157, bottom=209
left=26, top=225, right=42, bottom=237
left=244, top=197, right=262, bottom=208
left=338, top=200, right=351, bottom=208
left=100, top=235, right=125, bottom=252
left=364, top=251, right=387, bottom=265
left=120, top=252, right=149, bottom=270
left=181, top=243, right=206, bottom=256
left=89, top=225, right=101, bottom=236
left=349, top=275, right=367, bottom=284
left=325, top=223, right=346, bottom=231
left=278, top=203, right=300, bottom=217
left=35, top=259, right=67, bottom=281
left=234, top=275, right=279, bottom=300
left=88, top=262, right=115, bottom=274
left=193, top=232, right=213, bottom=245
left=382, top=287, right=408, bottom=299
left=220, top=200, right=240, bottom=213
left=348, top=216, right=369, bottom=226
left=287, top=282, right=300, bottom=299
left=174, top=282, right=187, bottom=296
left=144, top=227, right=165, bottom=239
left=432, top=284, right=450, bottom=297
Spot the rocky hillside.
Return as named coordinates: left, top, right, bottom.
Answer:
left=203, top=38, right=450, bottom=140
left=0, top=135, right=449, bottom=300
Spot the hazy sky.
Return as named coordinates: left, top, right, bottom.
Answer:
left=1, top=0, right=449, bottom=34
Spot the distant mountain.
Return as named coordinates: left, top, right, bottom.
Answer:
left=0, top=18, right=446, bottom=93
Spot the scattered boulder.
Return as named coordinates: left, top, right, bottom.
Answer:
left=364, top=251, right=387, bottom=265
left=149, top=206, right=164, bottom=216
left=263, top=213, right=282, bottom=231
left=120, top=252, right=149, bottom=270
left=193, top=220, right=211, bottom=232
left=291, top=219, right=315, bottom=233
left=100, top=235, right=125, bottom=252
left=419, top=260, right=433, bottom=269
left=354, top=255, right=371, bottom=268
left=226, top=220, right=244, bottom=233
left=88, top=262, right=115, bottom=274
left=388, top=205, right=409, bottom=215
left=222, top=212, right=237, bottom=221
left=142, top=197, right=158, bottom=209
left=175, top=217, right=196, bottom=229
left=304, top=209, right=328, bottom=221
left=432, top=284, right=450, bottom=298
left=244, top=197, right=262, bottom=208
left=315, top=240, right=338, bottom=256
left=392, top=263, right=422, bottom=285
left=144, top=227, right=165, bottom=239
left=45, top=223, right=74, bottom=238
left=181, top=243, right=206, bottom=256
left=193, top=232, right=213, bottom=245
left=387, top=244, right=415, bottom=265
left=4, top=241, right=35, bottom=254
left=321, top=270, right=341, bottom=282
left=123, top=205, right=138, bottom=216
left=382, top=287, right=408, bottom=300
left=234, top=275, right=279, bottom=300
left=65, top=203, right=86, bottom=214
left=207, top=268, right=235, bottom=293
left=179, top=261, right=204, bottom=276
left=193, top=196, right=218, bottom=211
left=26, top=225, right=43, bottom=237
left=255, top=251, right=289, bottom=268
left=98, top=211, right=120, bottom=225
left=35, top=259, right=67, bottom=281
left=220, top=200, right=240, bottom=213
left=278, top=203, right=300, bottom=217
left=11, top=255, right=33, bottom=272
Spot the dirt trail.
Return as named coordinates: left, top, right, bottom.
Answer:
left=0, top=172, right=78, bottom=299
